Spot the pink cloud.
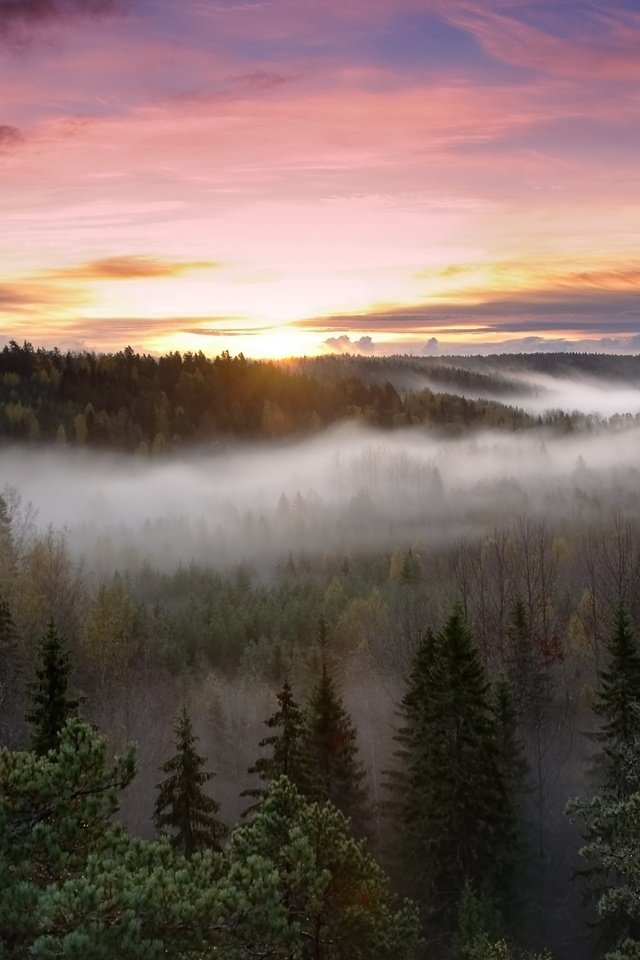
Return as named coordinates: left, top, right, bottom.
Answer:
left=436, top=2, right=640, bottom=81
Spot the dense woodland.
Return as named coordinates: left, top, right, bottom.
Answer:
left=2, top=347, right=640, bottom=959
left=1, top=342, right=630, bottom=452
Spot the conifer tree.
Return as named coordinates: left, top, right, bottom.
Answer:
left=0, top=494, right=15, bottom=582
left=592, top=602, right=640, bottom=800
left=384, top=629, right=437, bottom=836
left=304, top=660, right=369, bottom=836
left=242, top=679, right=307, bottom=815
left=492, top=673, right=528, bottom=920
left=506, top=596, right=553, bottom=858
left=0, top=593, right=17, bottom=651
left=0, top=592, right=19, bottom=745
left=154, top=704, right=226, bottom=856
left=26, top=619, right=80, bottom=755
left=570, top=604, right=640, bottom=951
left=399, top=606, right=510, bottom=942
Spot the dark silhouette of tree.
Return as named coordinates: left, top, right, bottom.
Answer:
left=592, top=602, right=640, bottom=800
left=304, top=657, right=369, bottom=837
left=396, top=607, right=511, bottom=946
left=26, top=619, right=80, bottom=755
left=154, top=705, right=226, bottom=856
left=242, top=679, right=308, bottom=816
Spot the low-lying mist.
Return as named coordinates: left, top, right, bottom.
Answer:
left=390, top=370, right=640, bottom=418
left=3, top=419, right=640, bottom=573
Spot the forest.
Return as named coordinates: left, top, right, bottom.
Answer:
left=1, top=341, right=635, bottom=452
left=2, top=346, right=640, bottom=959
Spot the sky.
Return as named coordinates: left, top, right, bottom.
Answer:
left=1, top=0, right=640, bottom=359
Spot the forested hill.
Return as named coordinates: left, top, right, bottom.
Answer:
left=0, top=342, right=617, bottom=452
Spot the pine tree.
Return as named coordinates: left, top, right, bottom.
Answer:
left=592, top=602, right=640, bottom=800
left=230, top=777, right=421, bottom=960
left=304, top=661, right=369, bottom=837
left=154, top=705, right=226, bottom=856
left=26, top=619, right=80, bottom=755
left=242, top=679, right=307, bottom=815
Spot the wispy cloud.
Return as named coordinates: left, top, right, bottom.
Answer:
left=435, top=1, right=640, bottom=81
left=51, top=255, right=221, bottom=280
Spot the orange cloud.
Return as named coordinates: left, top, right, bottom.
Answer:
left=52, top=255, right=220, bottom=280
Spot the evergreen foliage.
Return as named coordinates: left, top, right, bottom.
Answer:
left=242, top=679, right=308, bottom=815
left=570, top=605, right=640, bottom=952
left=569, top=781, right=640, bottom=959
left=230, top=776, right=421, bottom=960
left=492, top=674, right=528, bottom=919
left=592, top=603, right=640, bottom=800
left=304, top=659, right=369, bottom=836
left=383, top=628, right=437, bottom=848
left=26, top=619, right=80, bottom=755
left=154, top=704, right=226, bottom=856
left=0, top=592, right=19, bottom=746
left=0, top=718, right=287, bottom=958
left=0, top=719, right=421, bottom=958
left=396, top=606, right=512, bottom=945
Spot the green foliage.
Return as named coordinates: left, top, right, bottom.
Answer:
left=396, top=607, right=513, bottom=942
left=492, top=674, right=528, bottom=911
left=454, top=884, right=553, bottom=960
left=26, top=620, right=80, bottom=755
left=0, top=718, right=288, bottom=958
left=304, top=661, right=369, bottom=836
left=569, top=785, right=640, bottom=959
left=384, top=628, right=437, bottom=848
left=229, top=776, right=421, bottom=960
left=592, top=603, right=640, bottom=799
left=0, top=718, right=420, bottom=959
left=569, top=605, right=640, bottom=952
left=0, top=594, right=19, bottom=739
left=154, top=705, right=226, bottom=856
left=242, top=679, right=308, bottom=815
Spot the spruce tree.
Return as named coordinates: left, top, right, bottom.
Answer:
left=383, top=629, right=437, bottom=839
left=0, top=593, right=19, bottom=745
left=592, top=602, right=640, bottom=800
left=492, top=673, right=528, bottom=921
left=401, top=606, right=509, bottom=942
left=242, top=679, right=307, bottom=815
left=26, top=619, right=80, bottom=755
left=506, top=596, right=553, bottom=859
left=0, top=494, right=15, bottom=582
left=304, top=661, right=369, bottom=836
left=154, top=705, right=226, bottom=856
left=570, top=604, right=640, bottom=950
left=0, top=593, right=17, bottom=651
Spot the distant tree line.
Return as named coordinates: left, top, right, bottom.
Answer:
left=0, top=341, right=622, bottom=453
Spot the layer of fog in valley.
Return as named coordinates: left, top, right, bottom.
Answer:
left=3, top=420, right=640, bottom=574
left=332, top=355, right=640, bottom=417
left=473, top=373, right=640, bottom=418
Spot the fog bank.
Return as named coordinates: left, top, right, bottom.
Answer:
left=2, top=420, right=640, bottom=572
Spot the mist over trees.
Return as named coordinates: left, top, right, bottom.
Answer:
left=3, top=342, right=640, bottom=453
left=2, top=348, right=640, bottom=958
